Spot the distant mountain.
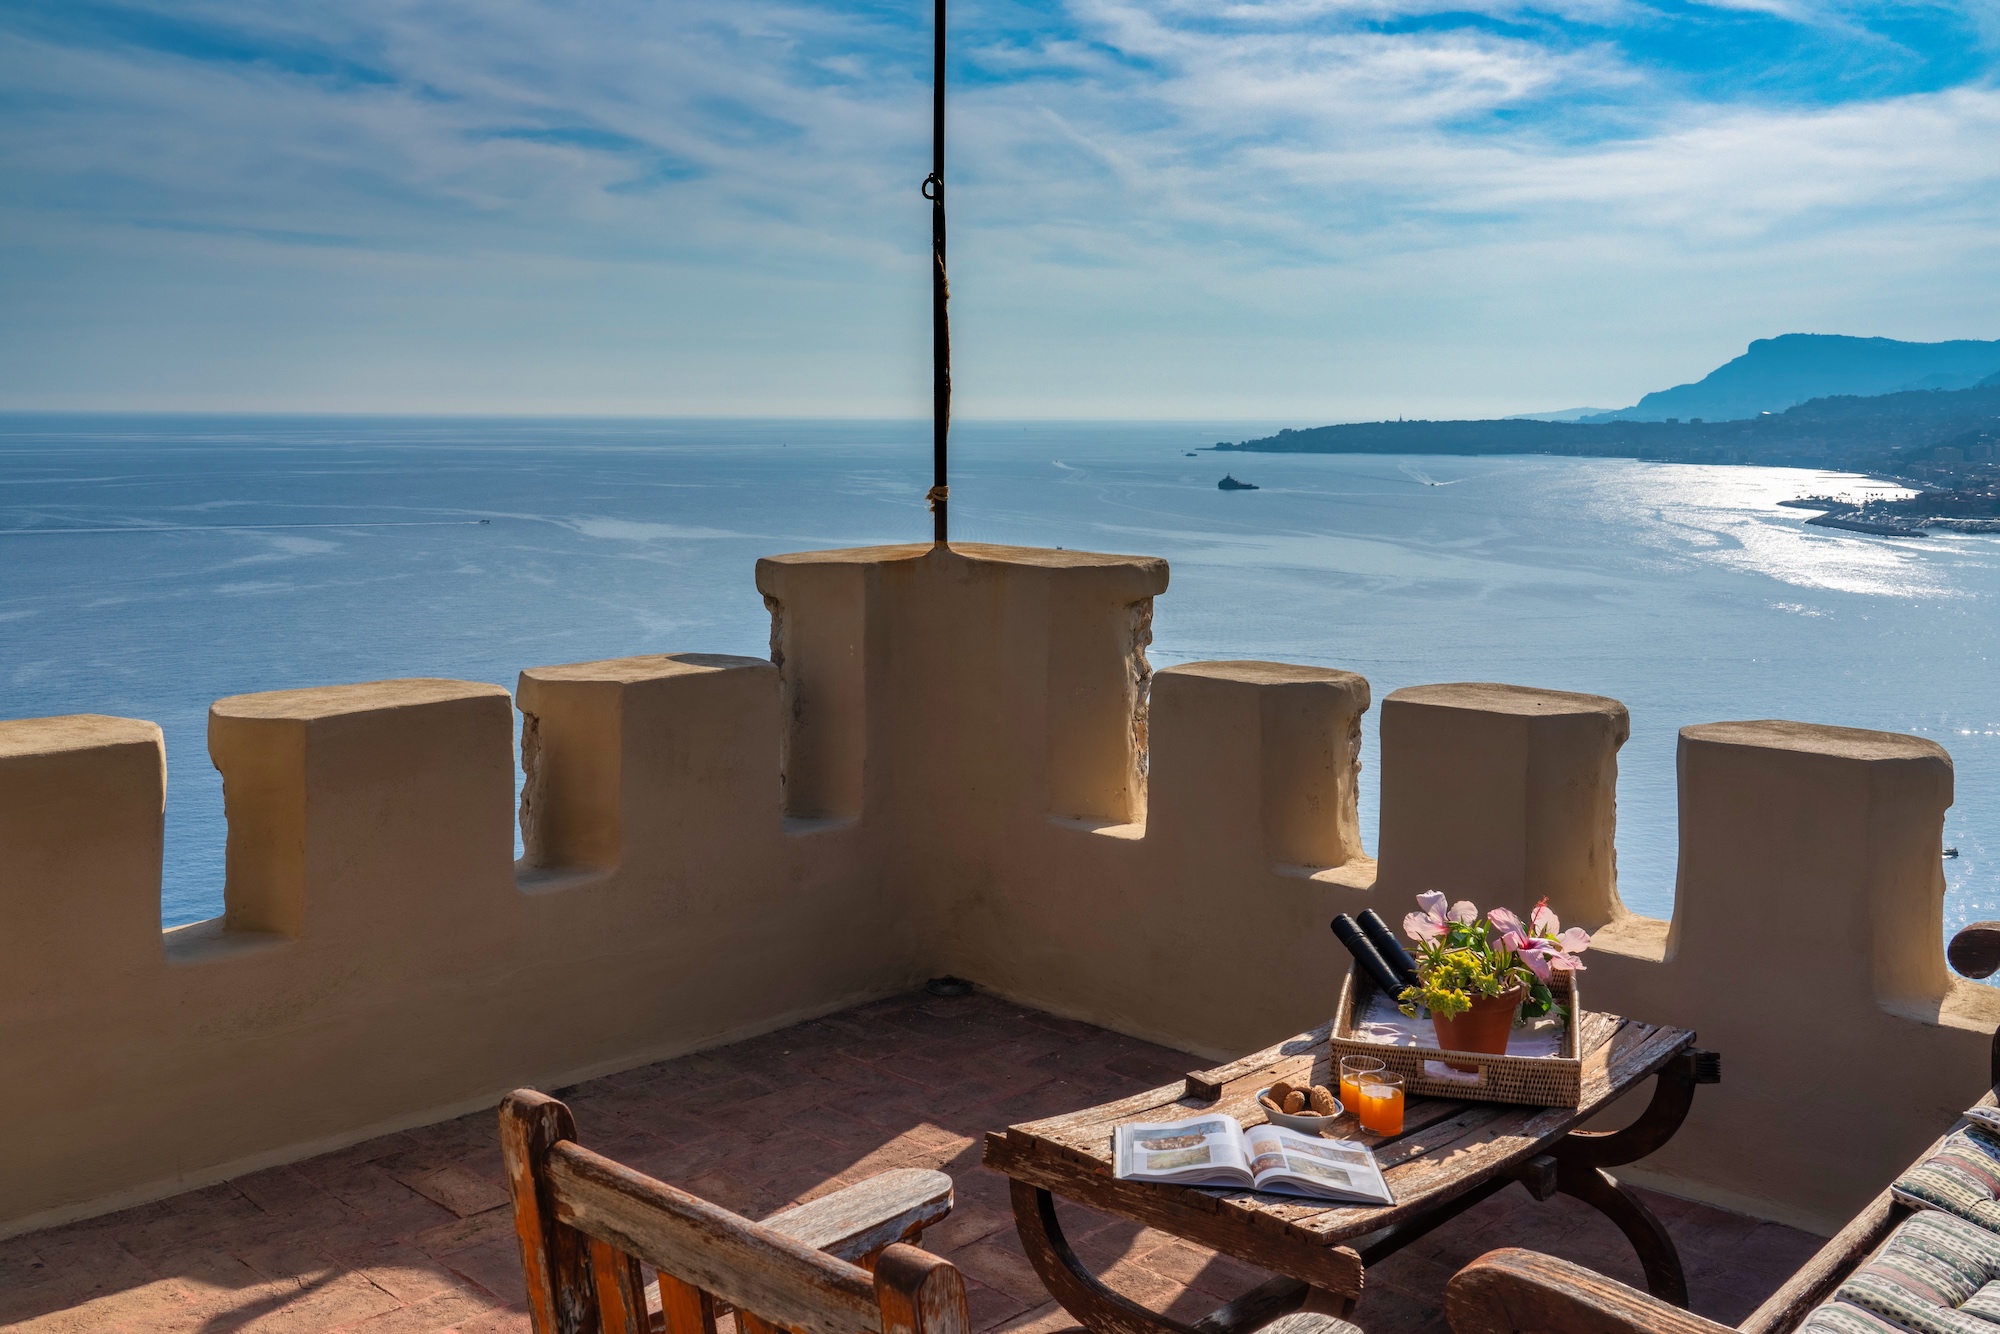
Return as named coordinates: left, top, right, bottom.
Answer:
left=1213, top=381, right=2000, bottom=471
left=1508, top=407, right=1616, bottom=422
left=1577, top=334, right=2000, bottom=423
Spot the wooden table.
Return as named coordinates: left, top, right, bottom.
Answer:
left=982, top=1014, right=1717, bottom=1334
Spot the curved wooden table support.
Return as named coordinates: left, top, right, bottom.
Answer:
left=1010, top=1179, right=1313, bottom=1334
left=1544, top=1048, right=1719, bottom=1307
left=988, top=1018, right=1714, bottom=1331
left=1557, top=1165, right=1686, bottom=1306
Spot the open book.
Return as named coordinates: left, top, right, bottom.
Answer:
left=1111, top=1114, right=1393, bottom=1204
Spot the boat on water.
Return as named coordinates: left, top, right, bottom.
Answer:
left=1218, top=475, right=1259, bottom=491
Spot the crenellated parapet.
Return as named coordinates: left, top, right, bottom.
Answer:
left=0, top=541, right=1991, bottom=1238
left=1374, top=682, right=1629, bottom=927
left=0, top=661, right=903, bottom=1235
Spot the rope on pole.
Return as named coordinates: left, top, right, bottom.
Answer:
left=925, top=0, right=950, bottom=545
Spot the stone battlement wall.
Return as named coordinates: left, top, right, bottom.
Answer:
left=1, top=541, right=1992, bottom=1239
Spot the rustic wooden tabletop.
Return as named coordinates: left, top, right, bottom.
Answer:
left=983, top=1013, right=1710, bottom=1332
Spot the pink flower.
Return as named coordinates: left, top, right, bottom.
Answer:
left=1404, top=891, right=1451, bottom=943
left=1495, top=899, right=1593, bottom=979
left=1484, top=906, right=1528, bottom=960
left=1517, top=900, right=1591, bottom=976
left=1531, top=899, right=1560, bottom=937
left=1539, top=944, right=1588, bottom=974
left=1517, top=943, right=1556, bottom=983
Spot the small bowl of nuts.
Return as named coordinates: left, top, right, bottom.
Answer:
left=1257, top=1080, right=1343, bottom=1134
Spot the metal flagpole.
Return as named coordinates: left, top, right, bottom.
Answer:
left=922, top=0, right=950, bottom=545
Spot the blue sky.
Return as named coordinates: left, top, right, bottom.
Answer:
left=0, top=0, right=1995, bottom=418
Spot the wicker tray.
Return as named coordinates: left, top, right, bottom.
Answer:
left=1331, top=965, right=1583, bottom=1108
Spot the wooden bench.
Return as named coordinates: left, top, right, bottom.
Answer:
left=500, top=1087, right=1367, bottom=1334
left=1443, top=922, right=2000, bottom=1334
left=499, top=1088, right=961, bottom=1334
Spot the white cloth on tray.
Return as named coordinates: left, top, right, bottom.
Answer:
left=1352, top=992, right=1564, bottom=1083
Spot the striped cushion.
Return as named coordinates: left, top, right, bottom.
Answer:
left=1801, top=1304, right=1929, bottom=1334
left=1827, top=1211, right=2000, bottom=1334
left=1962, top=1108, right=2000, bottom=1137
left=1964, top=1285, right=2000, bottom=1323
left=1893, top=1129, right=2000, bottom=1233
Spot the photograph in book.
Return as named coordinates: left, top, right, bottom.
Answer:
left=1112, top=1114, right=1393, bottom=1204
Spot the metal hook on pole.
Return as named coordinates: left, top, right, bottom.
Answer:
left=925, top=0, right=950, bottom=546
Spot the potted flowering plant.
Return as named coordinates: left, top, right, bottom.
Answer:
left=1399, top=892, right=1591, bottom=1068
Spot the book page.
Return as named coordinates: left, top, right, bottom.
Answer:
left=1243, top=1125, right=1392, bottom=1204
left=1113, top=1115, right=1251, bottom=1185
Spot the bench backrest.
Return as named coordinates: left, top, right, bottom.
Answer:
left=500, top=1089, right=969, bottom=1334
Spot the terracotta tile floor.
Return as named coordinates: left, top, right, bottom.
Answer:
left=1, top=990, right=1821, bottom=1333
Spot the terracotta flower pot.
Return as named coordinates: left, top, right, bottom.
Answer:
left=1430, top=982, right=1527, bottom=1072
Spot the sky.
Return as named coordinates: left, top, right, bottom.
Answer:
left=0, top=0, right=1996, bottom=420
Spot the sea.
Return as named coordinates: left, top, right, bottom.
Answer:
left=3, top=414, right=1995, bottom=943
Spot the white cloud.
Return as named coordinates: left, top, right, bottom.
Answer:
left=0, top=0, right=1994, bottom=416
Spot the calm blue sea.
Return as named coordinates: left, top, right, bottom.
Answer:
left=3, top=415, right=1995, bottom=941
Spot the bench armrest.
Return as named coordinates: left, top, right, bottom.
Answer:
left=761, top=1169, right=955, bottom=1265
left=1446, top=1250, right=1739, bottom=1334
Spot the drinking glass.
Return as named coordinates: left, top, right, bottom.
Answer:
left=1357, top=1071, right=1406, bottom=1136
left=1338, top=1056, right=1385, bottom=1116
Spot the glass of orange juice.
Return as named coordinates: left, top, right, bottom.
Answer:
left=1339, top=1056, right=1384, bottom=1117
left=1357, top=1071, right=1405, bottom=1136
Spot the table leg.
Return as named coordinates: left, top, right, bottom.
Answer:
left=1555, top=1162, right=1686, bottom=1307
left=1549, top=1047, right=1718, bottom=1308
left=1008, top=1180, right=1310, bottom=1334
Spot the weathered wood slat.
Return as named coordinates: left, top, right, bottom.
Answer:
left=762, top=1170, right=954, bottom=1266
left=1444, top=1249, right=1735, bottom=1334
left=590, top=1236, right=649, bottom=1334
left=1259, top=1312, right=1362, bottom=1334
left=1505, top=1154, right=1558, bottom=1202
left=1210, top=1052, right=1323, bottom=1108
left=501, top=1090, right=597, bottom=1334
left=1184, top=1024, right=1336, bottom=1101
left=547, top=1143, right=881, bottom=1334
left=1199, top=1105, right=1518, bottom=1234
left=1029, top=1092, right=1203, bottom=1160
left=997, top=1013, right=1695, bottom=1253
left=1030, top=1083, right=1193, bottom=1138
left=1022, top=1077, right=1466, bottom=1171
left=1020, top=1013, right=1649, bottom=1178
left=984, top=1012, right=1704, bottom=1334
left=654, top=1274, right=717, bottom=1334
left=1737, top=1186, right=1909, bottom=1334
left=1187, top=1275, right=1310, bottom=1334
left=984, top=1133, right=1365, bottom=1294
left=1298, top=1021, right=1687, bottom=1243
left=873, top=1244, right=970, bottom=1334
left=1293, top=1110, right=1575, bottom=1238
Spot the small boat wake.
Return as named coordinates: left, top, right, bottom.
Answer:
left=1400, top=465, right=1465, bottom=487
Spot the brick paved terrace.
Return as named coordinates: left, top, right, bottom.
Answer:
left=2, top=990, right=1820, bottom=1334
